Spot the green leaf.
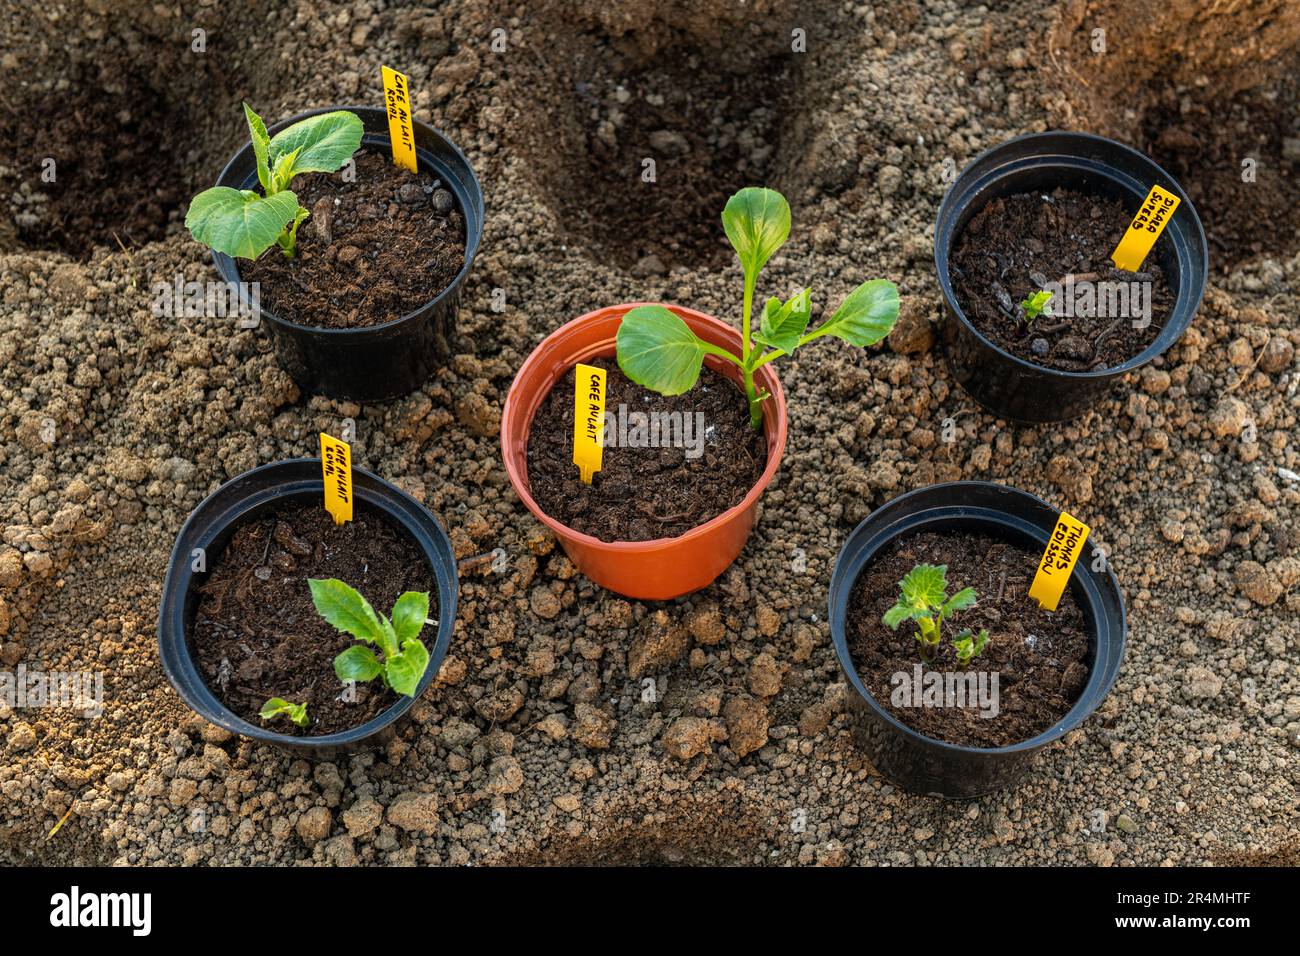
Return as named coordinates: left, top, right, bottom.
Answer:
left=882, top=603, right=912, bottom=630
left=722, top=187, right=790, bottom=283
left=385, top=639, right=430, bottom=697
left=259, top=697, right=308, bottom=728
left=391, top=591, right=430, bottom=646
left=1020, top=289, right=1052, bottom=321
left=941, top=586, right=978, bottom=618
left=753, top=288, right=812, bottom=353
left=952, top=627, right=990, bottom=666
left=616, top=305, right=723, bottom=396
left=377, top=617, right=400, bottom=659
left=185, top=187, right=301, bottom=260
left=334, top=644, right=383, bottom=683
left=243, top=102, right=271, bottom=192
left=900, top=563, right=947, bottom=611
left=277, top=204, right=311, bottom=257
left=270, top=147, right=302, bottom=193
left=268, top=110, right=364, bottom=177
left=259, top=697, right=290, bottom=719
left=813, top=279, right=901, bottom=347
left=308, top=578, right=389, bottom=647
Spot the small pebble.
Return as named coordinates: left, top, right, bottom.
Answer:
left=398, top=182, right=425, bottom=205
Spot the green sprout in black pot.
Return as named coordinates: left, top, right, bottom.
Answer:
left=309, top=578, right=432, bottom=697
left=615, top=187, right=901, bottom=428
left=186, top=104, right=363, bottom=259
left=883, top=563, right=990, bottom=666
left=1019, top=289, right=1053, bottom=325
left=259, top=697, right=309, bottom=728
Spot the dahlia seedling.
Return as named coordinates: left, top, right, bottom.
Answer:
left=883, top=563, right=990, bottom=665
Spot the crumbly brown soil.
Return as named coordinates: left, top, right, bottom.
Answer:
left=525, top=357, right=766, bottom=542
left=191, top=500, right=436, bottom=735
left=950, top=188, right=1174, bottom=371
left=2, top=0, right=1297, bottom=869
left=0, top=74, right=186, bottom=256
left=1049, top=3, right=1300, bottom=274
left=241, top=149, right=466, bottom=329
left=846, top=530, right=1090, bottom=747
left=1137, top=67, right=1300, bottom=273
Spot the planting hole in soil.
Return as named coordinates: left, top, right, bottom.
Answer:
left=190, top=499, right=436, bottom=736
left=845, top=530, right=1090, bottom=748
left=525, top=357, right=765, bottom=542
left=240, top=148, right=467, bottom=329
left=949, top=187, right=1176, bottom=372
left=1137, top=62, right=1300, bottom=273
left=515, top=38, right=798, bottom=270
left=0, top=73, right=189, bottom=256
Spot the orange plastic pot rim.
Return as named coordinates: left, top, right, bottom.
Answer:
left=500, top=303, right=789, bottom=553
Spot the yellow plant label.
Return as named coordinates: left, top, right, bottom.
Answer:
left=320, top=433, right=353, bottom=525
left=572, top=363, right=606, bottom=485
left=381, top=66, right=418, bottom=173
left=1029, top=511, right=1090, bottom=612
left=1111, top=184, right=1180, bottom=272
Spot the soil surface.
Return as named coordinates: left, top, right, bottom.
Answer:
left=846, top=531, right=1089, bottom=747
left=241, top=149, right=466, bottom=329
left=950, top=188, right=1174, bottom=370
left=1138, top=69, right=1300, bottom=273
left=0, top=0, right=1297, bottom=869
left=0, top=75, right=187, bottom=256
left=526, top=358, right=766, bottom=542
left=191, top=500, right=436, bottom=735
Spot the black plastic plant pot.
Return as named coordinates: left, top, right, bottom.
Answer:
left=157, top=459, right=458, bottom=758
left=211, top=106, right=484, bottom=403
left=828, top=481, right=1126, bottom=799
left=934, top=131, right=1208, bottom=423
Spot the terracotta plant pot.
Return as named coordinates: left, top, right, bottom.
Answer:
left=501, top=304, right=788, bottom=600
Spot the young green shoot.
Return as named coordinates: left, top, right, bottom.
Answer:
left=1019, top=288, right=1053, bottom=324
left=259, top=697, right=309, bottom=728
left=309, top=578, right=432, bottom=698
left=615, top=187, right=901, bottom=429
left=186, top=104, right=363, bottom=259
left=951, top=627, right=990, bottom=667
left=882, top=563, right=988, bottom=665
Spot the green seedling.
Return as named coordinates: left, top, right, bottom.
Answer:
left=1019, top=288, right=1053, bottom=323
left=259, top=697, right=309, bottom=728
left=951, top=627, right=990, bottom=667
left=883, top=563, right=989, bottom=665
left=309, top=578, right=432, bottom=698
left=615, top=187, right=900, bottom=429
left=186, top=104, right=363, bottom=259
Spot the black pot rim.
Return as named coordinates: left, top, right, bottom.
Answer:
left=828, top=480, right=1127, bottom=757
left=156, top=458, right=458, bottom=748
left=210, top=104, right=484, bottom=338
left=934, top=129, right=1208, bottom=380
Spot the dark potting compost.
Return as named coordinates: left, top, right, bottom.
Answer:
left=949, top=187, right=1175, bottom=371
left=526, top=357, right=766, bottom=542
left=191, top=499, right=437, bottom=735
left=242, top=149, right=466, bottom=330
left=846, top=530, right=1090, bottom=748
